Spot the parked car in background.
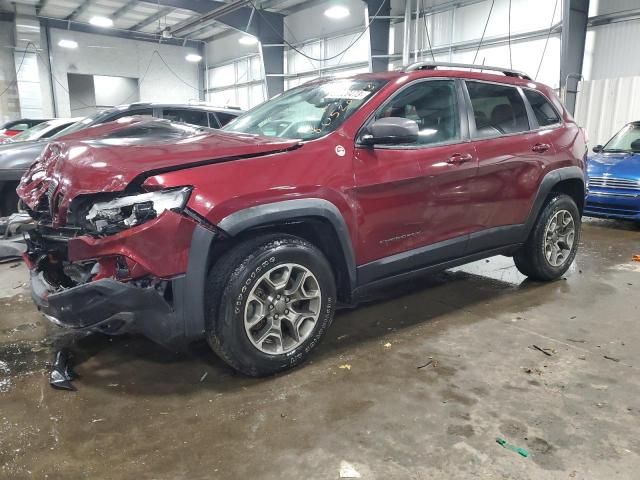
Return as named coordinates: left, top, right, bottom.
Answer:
left=0, top=103, right=242, bottom=216
left=0, top=118, right=80, bottom=145
left=0, top=118, right=50, bottom=139
left=585, top=121, right=640, bottom=222
left=18, top=63, right=587, bottom=376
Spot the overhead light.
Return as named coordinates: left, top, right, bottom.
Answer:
left=238, top=35, right=258, bottom=45
left=58, top=39, right=78, bottom=49
left=185, top=53, right=202, bottom=62
left=324, top=5, right=350, bottom=19
left=89, top=16, right=113, bottom=28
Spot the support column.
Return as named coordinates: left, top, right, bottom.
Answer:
left=366, top=0, right=391, bottom=72
left=253, top=11, right=284, bottom=98
left=560, top=0, right=589, bottom=114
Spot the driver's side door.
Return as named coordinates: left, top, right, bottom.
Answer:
left=352, top=79, right=477, bottom=284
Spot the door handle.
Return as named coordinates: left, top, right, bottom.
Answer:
left=446, top=153, right=474, bottom=165
left=532, top=143, right=551, bottom=153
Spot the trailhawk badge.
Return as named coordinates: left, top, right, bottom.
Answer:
left=335, top=145, right=346, bottom=157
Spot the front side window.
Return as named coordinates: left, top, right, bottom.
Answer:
left=214, top=111, right=238, bottom=127
left=224, top=78, right=386, bottom=141
left=466, top=81, right=530, bottom=138
left=374, top=80, right=460, bottom=146
left=603, top=123, right=640, bottom=152
left=524, top=90, right=560, bottom=127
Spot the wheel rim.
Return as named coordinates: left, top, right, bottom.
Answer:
left=543, top=209, right=576, bottom=267
left=244, top=263, right=322, bottom=355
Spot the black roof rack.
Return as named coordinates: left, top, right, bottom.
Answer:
left=404, top=61, right=532, bottom=80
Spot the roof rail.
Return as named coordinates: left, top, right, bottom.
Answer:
left=404, top=62, right=532, bottom=80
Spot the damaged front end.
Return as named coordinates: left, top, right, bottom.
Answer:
left=19, top=143, right=221, bottom=348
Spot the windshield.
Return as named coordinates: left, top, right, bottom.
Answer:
left=11, top=121, right=53, bottom=141
left=52, top=110, right=113, bottom=138
left=223, top=78, right=386, bottom=140
left=603, top=123, right=640, bottom=152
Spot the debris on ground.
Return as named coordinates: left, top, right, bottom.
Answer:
left=496, top=437, right=529, bottom=457
left=339, top=461, right=361, bottom=478
left=339, top=364, right=352, bottom=371
left=532, top=345, right=554, bottom=356
left=49, top=349, right=77, bottom=391
left=633, top=255, right=640, bottom=262
left=604, top=355, right=620, bottom=363
left=567, top=338, right=586, bottom=343
left=200, top=372, right=208, bottom=382
left=383, top=342, right=392, bottom=348
left=417, top=358, right=438, bottom=369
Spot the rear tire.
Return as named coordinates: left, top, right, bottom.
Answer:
left=205, top=234, right=336, bottom=377
left=514, top=193, right=581, bottom=281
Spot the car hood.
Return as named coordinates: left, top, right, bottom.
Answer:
left=17, top=118, right=301, bottom=224
left=587, top=152, right=640, bottom=179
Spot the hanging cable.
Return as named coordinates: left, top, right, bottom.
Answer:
left=472, top=0, right=495, bottom=65
left=421, top=0, right=436, bottom=62
left=535, top=0, right=559, bottom=80
left=245, top=0, right=387, bottom=63
left=508, top=0, right=512, bottom=69
left=0, top=43, right=32, bottom=99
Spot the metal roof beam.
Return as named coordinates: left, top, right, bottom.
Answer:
left=112, top=0, right=139, bottom=20
left=67, top=0, right=94, bottom=20
left=131, top=7, right=174, bottom=31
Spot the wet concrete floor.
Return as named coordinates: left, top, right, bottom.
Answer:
left=0, top=218, right=639, bottom=479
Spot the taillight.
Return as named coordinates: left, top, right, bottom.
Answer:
left=4, top=130, right=22, bottom=137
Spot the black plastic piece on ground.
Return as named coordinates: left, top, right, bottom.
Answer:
left=49, top=349, right=77, bottom=391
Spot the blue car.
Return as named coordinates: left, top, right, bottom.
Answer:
left=585, top=121, right=640, bottom=222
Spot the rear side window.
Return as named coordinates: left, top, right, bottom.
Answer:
left=523, top=90, right=561, bottom=127
left=163, top=109, right=209, bottom=127
left=208, top=113, right=221, bottom=128
left=214, top=111, right=238, bottom=127
left=374, top=80, right=460, bottom=146
left=466, top=81, right=530, bottom=138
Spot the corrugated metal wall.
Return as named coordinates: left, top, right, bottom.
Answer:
left=583, top=19, right=640, bottom=81
left=574, top=76, right=640, bottom=146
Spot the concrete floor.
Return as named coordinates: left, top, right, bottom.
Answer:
left=0, top=218, right=639, bottom=479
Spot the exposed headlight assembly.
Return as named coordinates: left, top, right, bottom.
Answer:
left=86, top=187, right=191, bottom=234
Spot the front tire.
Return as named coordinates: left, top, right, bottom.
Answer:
left=205, top=234, right=336, bottom=377
left=514, top=193, right=581, bottom=281
left=0, top=181, right=19, bottom=217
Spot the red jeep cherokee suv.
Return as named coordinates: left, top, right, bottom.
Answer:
left=18, top=63, right=587, bottom=376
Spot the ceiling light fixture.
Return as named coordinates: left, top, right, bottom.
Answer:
left=238, top=35, right=258, bottom=45
left=58, top=39, right=78, bottom=49
left=324, top=5, right=350, bottom=19
left=89, top=16, right=113, bottom=28
left=185, top=53, right=202, bottom=62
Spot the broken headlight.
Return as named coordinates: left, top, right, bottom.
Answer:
left=85, top=187, right=191, bottom=234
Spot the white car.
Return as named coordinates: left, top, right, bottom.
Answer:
left=0, top=117, right=81, bottom=145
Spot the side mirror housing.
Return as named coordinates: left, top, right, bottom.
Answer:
left=361, top=117, right=419, bottom=146
left=592, top=144, right=603, bottom=153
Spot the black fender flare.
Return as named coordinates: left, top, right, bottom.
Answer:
left=217, top=198, right=357, bottom=290
left=522, top=165, right=586, bottom=239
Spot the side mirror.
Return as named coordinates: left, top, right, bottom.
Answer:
left=361, top=117, right=419, bottom=146
left=592, top=145, right=603, bottom=153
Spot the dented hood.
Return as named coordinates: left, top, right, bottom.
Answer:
left=18, top=118, right=301, bottom=220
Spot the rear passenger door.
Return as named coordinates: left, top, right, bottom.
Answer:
left=464, top=81, right=556, bottom=241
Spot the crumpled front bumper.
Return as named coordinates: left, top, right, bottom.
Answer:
left=31, top=270, right=175, bottom=330
left=26, top=213, right=221, bottom=348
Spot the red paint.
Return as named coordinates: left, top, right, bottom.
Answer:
left=18, top=69, right=586, bottom=280
left=67, top=210, right=196, bottom=279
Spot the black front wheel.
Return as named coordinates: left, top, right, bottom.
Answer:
left=205, top=234, right=336, bottom=377
left=0, top=181, right=19, bottom=217
left=514, top=193, right=581, bottom=281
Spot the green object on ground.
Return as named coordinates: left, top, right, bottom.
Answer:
left=496, top=436, right=529, bottom=457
